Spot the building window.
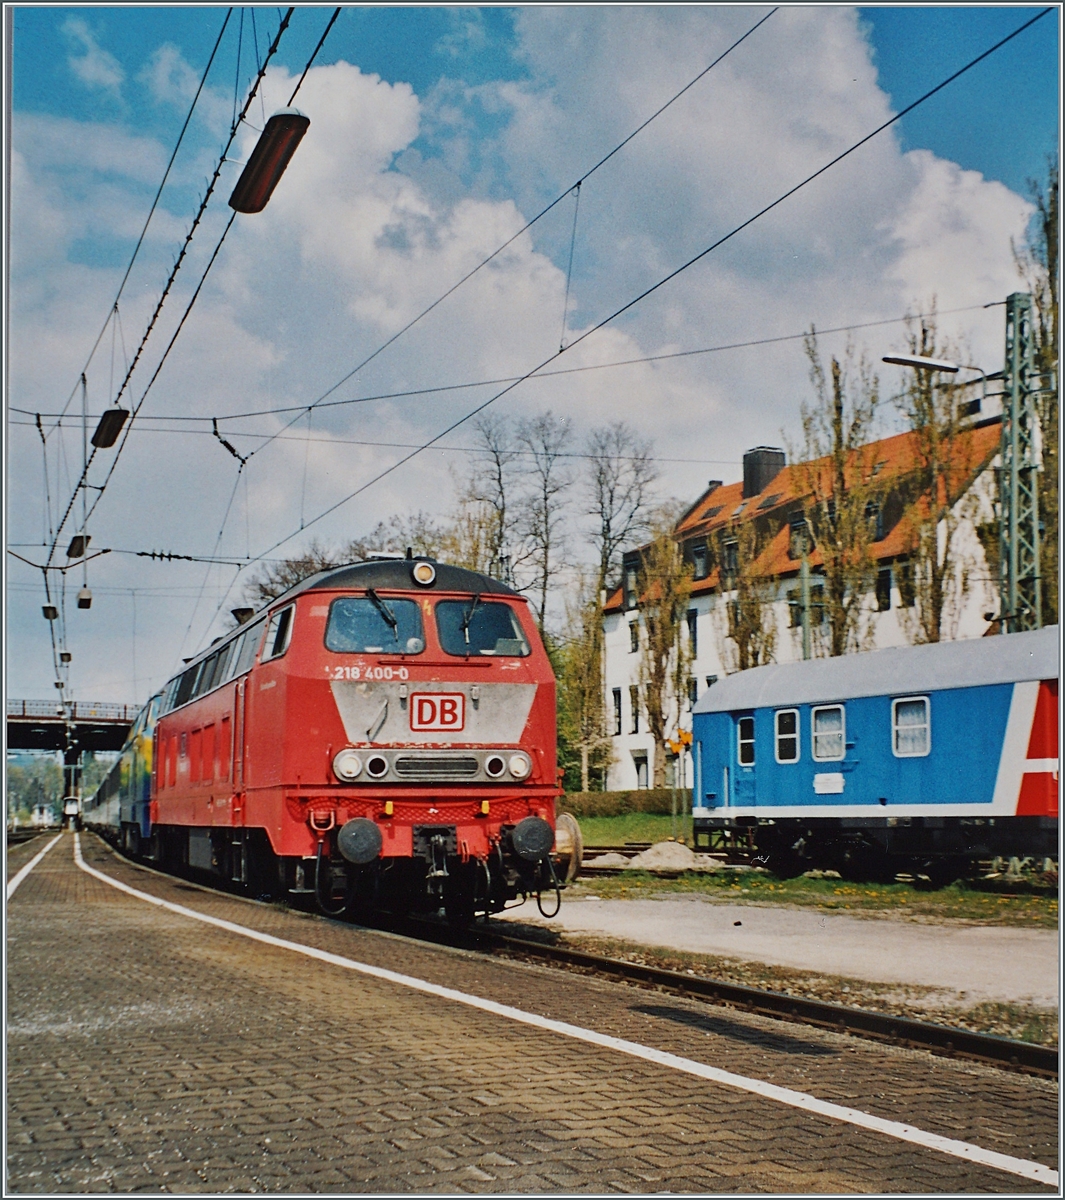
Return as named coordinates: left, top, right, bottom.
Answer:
left=788, top=583, right=826, bottom=627
left=722, top=539, right=739, bottom=578
left=629, top=621, right=639, bottom=653
left=865, top=500, right=884, bottom=542
left=876, top=567, right=892, bottom=611
left=625, top=566, right=638, bottom=610
left=634, top=755, right=649, bottom=789
left=692, top=542, right=709, bottom=580
left=612, top=689, right=622, bottom=736
left=789, top=515, right=809, bottom=560
left=737, top=715, right=755, bottom=765
left=688, top=677, right=698, bottom=709
left=812, top=705, right=845, bottom=761
left=629, top=685, right=640, bottom=734
left=893, top=696, right=930, bottom=757
left=775, top=709, right=799, bottom=762
left=686, top=608, right=698, bottom=658
left=897, top=559, right=915, bottom=607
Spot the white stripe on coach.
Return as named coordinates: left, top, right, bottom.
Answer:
left=6, top=833, right=64, bottom=899
left=71, top=834, right=1057, bottom=1188
left=1023, top=758, right=1059, bottom=774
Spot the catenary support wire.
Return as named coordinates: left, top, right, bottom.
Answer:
left=241, top=8, right=1052, bottom=572
left=242, top=9, right=780, bottom=462
left=560, top=182, right=582, bottom=353
left=47, top=10, right=233, bottom=433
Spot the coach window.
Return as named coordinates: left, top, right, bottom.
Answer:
left=892, top=696, right=930, bottom=757
left=775, top=709, right=799, bottom=762
left=436, top=600, right=529, bottom=657
left=262, top=605, right=295, bottom=662
left=812, top=705, right=845, bottom=761
left=737, top=715, right=755, bottom=766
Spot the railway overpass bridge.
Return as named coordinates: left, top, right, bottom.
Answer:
left=7, top=700, right=138, bottom=794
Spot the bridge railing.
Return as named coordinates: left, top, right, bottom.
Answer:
left=7, top=700, right=139, bottom=722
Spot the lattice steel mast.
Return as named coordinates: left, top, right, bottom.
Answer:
left=999, top=292, right=1043, bottom=632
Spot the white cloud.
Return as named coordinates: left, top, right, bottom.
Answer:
left=8, top=10, right=1038, bottom=699
left=62, top=17, right=124, bottom=97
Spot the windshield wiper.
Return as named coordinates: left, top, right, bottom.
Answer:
left=460, top=593, right=482, bottom=655
left=366, top=588, right=398, bottom=640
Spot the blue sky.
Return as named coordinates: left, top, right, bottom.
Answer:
left=13, top=7, right=1058, bottom=196
left=6, top=7, right=1060, bottom=702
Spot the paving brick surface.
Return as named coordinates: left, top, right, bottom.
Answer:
left=6, top=833, right=1058, bottom=1194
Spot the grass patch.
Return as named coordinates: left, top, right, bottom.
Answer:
left=571, top=870, right=1059, bottom=927
left=578, top=813, right=690, bottom=847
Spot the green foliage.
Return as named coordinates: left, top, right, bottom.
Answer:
left=6, top=756, right=64, bottom=819
left=573, top=813, right=683, bottom=846
left=558, top=788, right=678, bottom=817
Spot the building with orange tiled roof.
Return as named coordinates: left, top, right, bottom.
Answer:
left=603, top=415, right=1003, bottom=791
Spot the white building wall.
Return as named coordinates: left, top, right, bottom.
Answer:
left=603, top=470, right=997, bottom=792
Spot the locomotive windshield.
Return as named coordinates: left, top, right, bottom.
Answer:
left=326, top=596, right=425, bottom=654
left=436, top=600, right=530, bottom=657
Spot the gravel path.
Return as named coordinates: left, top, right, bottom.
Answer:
left=496, top=894, right=1059, bottom=1007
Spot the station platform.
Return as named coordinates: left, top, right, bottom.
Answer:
left=7, top=832, right=1058, bottom=1193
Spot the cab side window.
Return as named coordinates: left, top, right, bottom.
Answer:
left=262, top=606, right=295, bottom=662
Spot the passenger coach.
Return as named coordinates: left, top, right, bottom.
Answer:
left=691, top=625, right=1058, bottom=881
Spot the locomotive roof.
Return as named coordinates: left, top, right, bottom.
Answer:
left=268, top=559, right=520, bottom=607
left=693, top=625, right=1059, bottom=714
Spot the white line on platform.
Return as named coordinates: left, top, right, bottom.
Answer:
left=7, top=833, right=64, bottom=899
left=72, top=834, right=1057, bottom=1188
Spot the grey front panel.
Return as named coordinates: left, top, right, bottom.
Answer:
left=330, top=680, right=536, bottom=746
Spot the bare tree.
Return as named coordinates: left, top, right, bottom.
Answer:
left=242, top=537, right=346, bottom=607
left=894, top=314, right=978, bottom=643
left=344, top=511, right=448, bottom=562
left=516, top=411, right=575, bottom=632
left=556, top=573, right=614, bottom=792
left=637, top=512, right=693, bottom=787
left=713, top=520, right=777, bottom=671
left=460, top=413, right=521, bottom=574
left=1013, top=158, right=1059, bottom=624
left=585, top=422, right=658, bottom=598
left=798, top=334, right=880, bottom=656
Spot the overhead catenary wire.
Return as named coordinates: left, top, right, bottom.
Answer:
left=287, top=7, right=342, bottom=105
left=240, top=8, right=780, bottom=464
left=11, top=300, right=1003, bottom=426
left=46, top=9, right=234, bottom=435
left=43, top=9, right=297, bottom=570
left=236, top=7, right=1053, bottom=576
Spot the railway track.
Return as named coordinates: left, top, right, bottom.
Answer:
left=91, top=834, right=1058, bottom=1081
left=410, top=918, right=1060, bottom=1081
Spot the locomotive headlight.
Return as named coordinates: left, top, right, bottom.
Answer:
left=332, top=749, right=363, bottom=782
left=411, top=561, right=436, bottom=586
left=484, top=754, right=506, bottom=779
left=508, top=752, right=532, bottom=780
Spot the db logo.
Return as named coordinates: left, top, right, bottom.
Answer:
left=410, top=693, right=465, bottom=732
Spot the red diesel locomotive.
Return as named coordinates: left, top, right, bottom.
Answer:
left=139, top=558, right=564, bottom=922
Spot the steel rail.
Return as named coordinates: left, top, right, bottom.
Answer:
left=91, top=832, right=1057, bottom=1079
left=426, top=922, right=1059, bottom=1080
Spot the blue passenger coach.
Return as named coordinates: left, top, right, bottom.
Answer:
left=691, top=626, right=1058, bottom=880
